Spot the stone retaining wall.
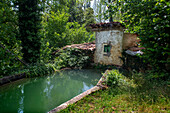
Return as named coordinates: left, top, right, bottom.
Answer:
left=0, top=73, right=26, bottom=86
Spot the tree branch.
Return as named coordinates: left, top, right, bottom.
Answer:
left=0, top=42, right=28, bottom=66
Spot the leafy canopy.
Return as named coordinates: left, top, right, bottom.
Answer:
left=105, top=0, right=170, bottom=73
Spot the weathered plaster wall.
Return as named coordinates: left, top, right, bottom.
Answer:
left=94, top=30, right=124, bottom=66
left=123, top=33, right=140, bottom=49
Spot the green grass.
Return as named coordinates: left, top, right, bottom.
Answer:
left=60, top=89, right=169, bottom=113
left=59, top=72, right=170, bottom=113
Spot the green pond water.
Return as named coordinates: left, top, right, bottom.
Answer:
left=0, top=69, right=102, bottom=113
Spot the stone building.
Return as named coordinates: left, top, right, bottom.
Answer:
left=89, top=22, right=125, bottom=66
left=89, top=22, right=143, bottom=66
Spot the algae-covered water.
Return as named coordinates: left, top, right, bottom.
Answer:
left=0, top=69, right=101, bottom=113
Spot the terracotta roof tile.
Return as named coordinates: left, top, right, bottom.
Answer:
left=52, top=42, right=96, bottom=55
left=88, top=22, right=125, bottom=31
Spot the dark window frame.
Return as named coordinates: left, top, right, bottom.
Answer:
left=103, top=43, right=111, bottom=56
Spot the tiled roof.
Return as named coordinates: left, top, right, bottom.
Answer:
left=52, top=42, right=96, bottom=55
left=63, top=42, right=95, bottom=51
left=88, top=22, right=125, bottom=31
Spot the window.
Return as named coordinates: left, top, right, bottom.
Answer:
left=103, top=44, right=111, bottom=55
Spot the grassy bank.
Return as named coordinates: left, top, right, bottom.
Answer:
left=59, top=71, right=170, bottom=113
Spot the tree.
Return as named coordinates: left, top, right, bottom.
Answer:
left=0, top=0, right=23, bottom=76
left=68, top=0, right=77, bottom=22
left=108, top=0, right=113, bottom=22
left=41, top=10, right=94, bottom=48
left=93, top=0, right=107, bottom=22
left=75, top=7, right=85, bottom=25
left=84, top=7, right=96, bottom=28
left=104, top=0, right=123, bottom=22
left=18, top=0, right=41, bottom=63
left=43, top=0, right=69, bottom=12
left=106, top=0, right=170, bottom=74
left=41, top=11, right=69, bottom=48
left=0, top=0, right=18, bottom=50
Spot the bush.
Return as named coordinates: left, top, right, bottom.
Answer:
left=54, top=48, right=91, bottom=69
left=106, top=69, right=127, bottom=87
left=13, top=63, right=56, bottom=77
left=0, top=47, right=23, bottom=77
left=27, top=63, right=56, bottom=77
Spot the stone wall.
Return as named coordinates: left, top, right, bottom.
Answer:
left=94, top=29, right=124, bottom=66
left=123, top=33, right=141, bottom=49
left=0, top=73, right=26, bottom=86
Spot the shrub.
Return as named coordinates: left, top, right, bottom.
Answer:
left=13, top=63, right=56, bottom=77
left=27, top=63, right=56, bottom=77
left=0, top=47, right=23, bottom=77
left=106, top=69, right=127, bottom=87
left=54, top=48, right=91, bottom=69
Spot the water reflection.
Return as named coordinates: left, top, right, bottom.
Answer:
left=0, top=69, right=101, bottom=113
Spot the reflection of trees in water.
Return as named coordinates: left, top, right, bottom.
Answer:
left=0, top=83, right=25, bottom=113
left=58, top=69, right=102, bottom=85
left=0, top=69, right=102, bottom=113
left=39, top=69, right=101, bottom=110
left=24, top=78, right=47, bottom=112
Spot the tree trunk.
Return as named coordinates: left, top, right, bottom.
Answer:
left=108, top=0, right=113, bottom=22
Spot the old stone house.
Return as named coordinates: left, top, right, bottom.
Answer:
left=89, top=22, right=143, bottom=66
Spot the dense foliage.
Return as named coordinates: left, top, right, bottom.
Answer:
left=106, top=69, right=128, bottom=87
left=121, top=51, right=147, bottom=72
left=84, top=7, right=96, bottom=27
left=0, top=0, right=18, bottom=48
left=0, top=0, right=96, bottom=77
left=18, top=0, right=41, bottom=63
left=0, top=0, right=22, bottom=77
left=0, top=47, right=22, bottom=77
left=105, top=0, right=170, bottom=74
left=41, top=11, right=94, bottom=48
left=54, top=48, right=91, bottom=69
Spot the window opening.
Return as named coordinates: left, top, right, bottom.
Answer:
left=104, top=45, right=111, bottom=53
left=103, top=44, right=111, bottom=56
